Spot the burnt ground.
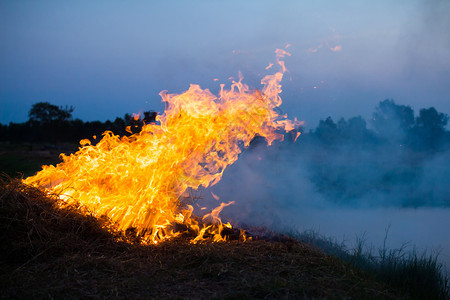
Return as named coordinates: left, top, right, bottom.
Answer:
left=0, top=178, right=408, bottom=299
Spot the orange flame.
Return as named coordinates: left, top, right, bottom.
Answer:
left=132, top=113, right=140, bottom=121
left=24, top=49, right=301, bottom=244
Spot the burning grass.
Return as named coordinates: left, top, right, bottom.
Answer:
left=1, top=177, right=408, bottom=299
left=23, top=48, right=302, bottom=244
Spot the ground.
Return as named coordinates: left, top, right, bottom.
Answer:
left=0, top=142, right=77, bottom=178
left=0, top=178, right=407, bottom=299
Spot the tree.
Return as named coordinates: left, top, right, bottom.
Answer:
left=0, top=123, right=8, bottom=141
left=341, top=116, right=374, bottom=145
left=415, top=107, right=448, bottom=130
left=410, top=107, right=449, bottom=151
left=28, top=102, right=74, bottom=123
left=372, top=99, right=414, bottom=142
left=314, top=117, right=338, bottom=144
left=143, top=111, right=157, bottom=124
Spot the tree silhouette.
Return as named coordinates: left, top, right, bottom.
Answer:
left=410, top=107, right=449, bottom=151
left=338, top=116, right=375, bottom=146
left=28, top=102, right=74, bottom=123
left=314, top=117, right=338, bottom=145
left=372, top=99, right=414, bottom=142
left=416, top=107, right=448, bottom=130
left=143, top=111, right=157, bottom=124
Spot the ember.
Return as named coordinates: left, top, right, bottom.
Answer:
left=24, top=48, right=301, bottom=244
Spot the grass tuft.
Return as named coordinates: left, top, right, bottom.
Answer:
left=291, top=228, right=449, bottom=299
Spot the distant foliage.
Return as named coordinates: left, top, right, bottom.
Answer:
left=28, top=102, right=74, bottom=123
left=372, top=99, right=414, bottom=142
left=409, top=107, right=449, bottom=151
left=306, top=99, right=449, bottom=153
left=297, top=99, right=450, bottom=207
left=0, top=102, right=157, bottom=144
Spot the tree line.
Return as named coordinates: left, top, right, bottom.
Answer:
left=1, top=99, right=449, bottom=153
left=1, top=100, right=448, bottom=206
left=0, top=102, right=157, bottom=144
left=292, top=100, right=450, bottom=206
left=301, top=99, right=450, bottom=153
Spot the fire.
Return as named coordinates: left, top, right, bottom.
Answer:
left=24, top=48, right=301, bottom=244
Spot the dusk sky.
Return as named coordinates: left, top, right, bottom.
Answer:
left=1, top=0, right=449, bottom=129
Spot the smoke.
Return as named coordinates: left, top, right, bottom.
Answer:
left=208, top=131, right=449, bottom=215
left=417, top=151, right=450, bottom=206
left=401, top=0, right=450, bottom=79
left=199, top=104, right=450, bottom=268
left=204, top=140, right=328, bottom=228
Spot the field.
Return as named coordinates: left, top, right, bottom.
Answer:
left=0, top=177, right=405, bottom=299
left=1, top=143, right=448, bottom=299
left=0, top=142, right=77, bottom=178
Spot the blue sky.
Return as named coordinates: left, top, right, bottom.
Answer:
left=1, top=0, right=449, bottom=129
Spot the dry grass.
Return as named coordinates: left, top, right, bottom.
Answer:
left=0, top=177, right=406, bottom=299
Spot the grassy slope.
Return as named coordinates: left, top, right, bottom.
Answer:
left=0, top=179, right=405, bottom=299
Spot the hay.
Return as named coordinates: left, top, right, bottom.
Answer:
left=0, top=176, right=130, bottom=266
left=0, top=177, right=406, bottom=299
